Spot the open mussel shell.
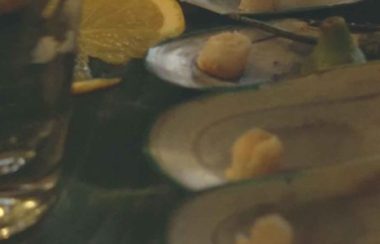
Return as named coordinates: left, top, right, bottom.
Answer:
left=146, top=19, right=319, bottom=89
left=180, top=0, right=364, bottom=15
left=146, top=62, right=380, bottom=191
left=167, top=156, right=380, bottom=244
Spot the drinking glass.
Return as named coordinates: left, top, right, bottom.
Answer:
left=0, top=0, right=81, bottom=239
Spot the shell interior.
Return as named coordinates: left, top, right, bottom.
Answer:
left=180, top=0, right=364, bottom=15
left=147, top=20, right=320, bottom=89
left=147, top=62, right=380, bottom=191
left=167, top=156, right=380, bottom=244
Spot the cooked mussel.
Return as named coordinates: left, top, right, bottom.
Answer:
left=180, top=0, right=364, bottom=15
left=167, top=156, right=380, bottom=244
left=146, top=62, right=380, bottom=190
left=146, top=19, right=317, bottom=89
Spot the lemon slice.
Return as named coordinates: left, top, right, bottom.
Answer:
left=79, top=0, right=185, bottom=65
left=152, top=0, right=186, bottom=38
left=74, top=0, right=185, bottom=94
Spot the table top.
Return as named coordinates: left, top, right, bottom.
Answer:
left=5, top=1, right=380, bottom=243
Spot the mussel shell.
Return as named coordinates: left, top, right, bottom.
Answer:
left=167, top=156, right=380, bottom=244
left=146, top=20, right=318, bottom=89
left=180, top=0, right=364, bottom=15
left=146, top=62, right=380, bottom=191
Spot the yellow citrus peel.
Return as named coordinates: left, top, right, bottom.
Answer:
left=71, top=78, right=122, bottom=95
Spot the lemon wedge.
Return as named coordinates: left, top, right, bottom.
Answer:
left=79, top=0, right=185, bottom=65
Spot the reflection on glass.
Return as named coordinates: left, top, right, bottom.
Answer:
left=0, top=0, right=81, bottom=238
